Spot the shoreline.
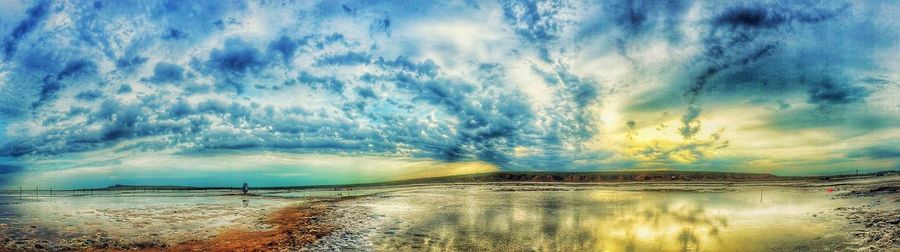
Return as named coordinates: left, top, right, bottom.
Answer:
left=6, top=170, right=893, bottom=194
left=2, top=178, right=898, bottom=251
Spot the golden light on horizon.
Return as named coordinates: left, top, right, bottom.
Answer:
left=392, top=161, right=499, bottom=180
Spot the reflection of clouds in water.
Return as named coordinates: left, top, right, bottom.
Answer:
left=677, top=228, right=698, bottom=252
left=609, top=201, right=729, bottom=252
left=375, top=191, right=732, bottom=251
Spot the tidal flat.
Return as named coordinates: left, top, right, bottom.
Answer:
left=1, top=177, right=898, bottom=251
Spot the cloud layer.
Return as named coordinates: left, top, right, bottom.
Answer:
left=0, top=0, right=898, bottom=187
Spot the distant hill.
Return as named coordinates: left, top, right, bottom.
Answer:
left=375, top=171, right=783, bottom=185
left=92, top=170, right=898, bottom=191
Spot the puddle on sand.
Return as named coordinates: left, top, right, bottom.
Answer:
left=362, top=186, right=869, bottom=251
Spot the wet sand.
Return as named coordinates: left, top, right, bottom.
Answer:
left=0, top=193, right=292, bottom=251
left=1, top=176, right=898, bottom=251
left=155, top=200, right=334, bottom=252
left=834, top=182, right=900, bottom=251
left=0, top=196, right=346, bottom=252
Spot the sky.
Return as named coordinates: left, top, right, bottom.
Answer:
left=0, top=0, right=898, bottom=188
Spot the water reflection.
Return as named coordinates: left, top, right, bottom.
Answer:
left=368, top=187, right=850, bottom=251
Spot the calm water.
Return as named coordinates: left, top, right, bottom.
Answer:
left=361, top=185, right=867, bottom=251
left=0, top=184, right=884, bottom=251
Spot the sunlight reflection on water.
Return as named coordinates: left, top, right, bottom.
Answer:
left=364, top=185, right=860, bottom=251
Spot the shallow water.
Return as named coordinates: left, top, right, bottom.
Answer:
left=360, top=185, right=870, bottom=251
left=0, top=183, right=889, bottom=251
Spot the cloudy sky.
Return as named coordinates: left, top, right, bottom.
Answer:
left=0, top=0, right=898, bottom=188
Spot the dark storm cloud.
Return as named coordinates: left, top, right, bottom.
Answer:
left=115, top=55, right=150, bottom=70
left=384, top=74, right=534, bottom=163
left=375, top=57, right=438, bottom=77
left=161, top=28, right=188, bottom=40
left=0, top=163, right=24, bottom=183
left=33, top=77, right=62, bottom=109
left=712, top=3, right=847, bottom=29
left=117, top=84, right=132, bottom=94
left=151, top=0, right=247, bottom=37
left=806, top=79, right=869, bottom=106
left=684, top=44, right=779, bottom=103
left=56, top=59, right=98, bottom=80
left=315, top=51, right=371, bottom=66
left=554, top=66, right=600, bottom=109
left=847, top=145, right=900, bottom=160
left=712, top=5, right=788, bottom=29
left=147, top=62, right=185, bottom=84
left=659, top=1, right=864, bottom=149
left=685, top=2, right=850, bottom=102
left=678, top=106, right=701, bottom=139
left=1, top=0, right=50, bottom=60
left=0, top=163, right=23, bottom=174
left=611, top=0, right=690, bottom=39
left=206, top=39, right=268, bottom=75
left=32, top=59, right=99, bottom=109
left=267, top=35, right=298, bottom=64
left=296, top=71, right=345, bottom=93
left=75, top=90, right=103, bottom=101
left=356, top=87, right=378, bottom=99
left=369, top=16, right=392, bottom=37
left=202, top=39, right=270, bottom=93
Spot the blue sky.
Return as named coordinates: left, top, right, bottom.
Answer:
left=0, top=0, right=898, bottom=188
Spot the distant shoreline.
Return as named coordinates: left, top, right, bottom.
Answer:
left=3, top=170, right=895, bottom=193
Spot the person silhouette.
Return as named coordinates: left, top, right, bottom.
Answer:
left=241, top=182, right=249, bottom=194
